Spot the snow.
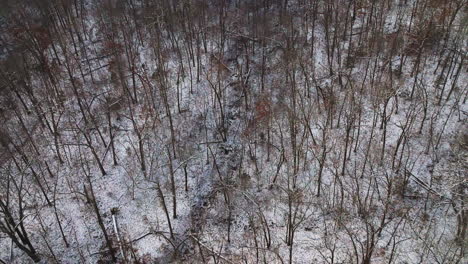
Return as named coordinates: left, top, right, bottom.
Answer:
left=0, top=0, right=466, bottom=263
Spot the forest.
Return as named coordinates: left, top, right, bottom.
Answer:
left=0, top=0, right=466, bottom=263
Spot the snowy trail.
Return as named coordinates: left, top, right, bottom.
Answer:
left=156, top=41, right=245, bottom=262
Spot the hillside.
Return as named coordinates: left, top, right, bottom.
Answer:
left=0, top=0, right=466, bottom=263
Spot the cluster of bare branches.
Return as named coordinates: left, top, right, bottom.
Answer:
left=0, top=0, right=466, bottom=263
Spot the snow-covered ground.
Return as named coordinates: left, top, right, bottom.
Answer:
left=0, top=0, right=466, bottom=263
